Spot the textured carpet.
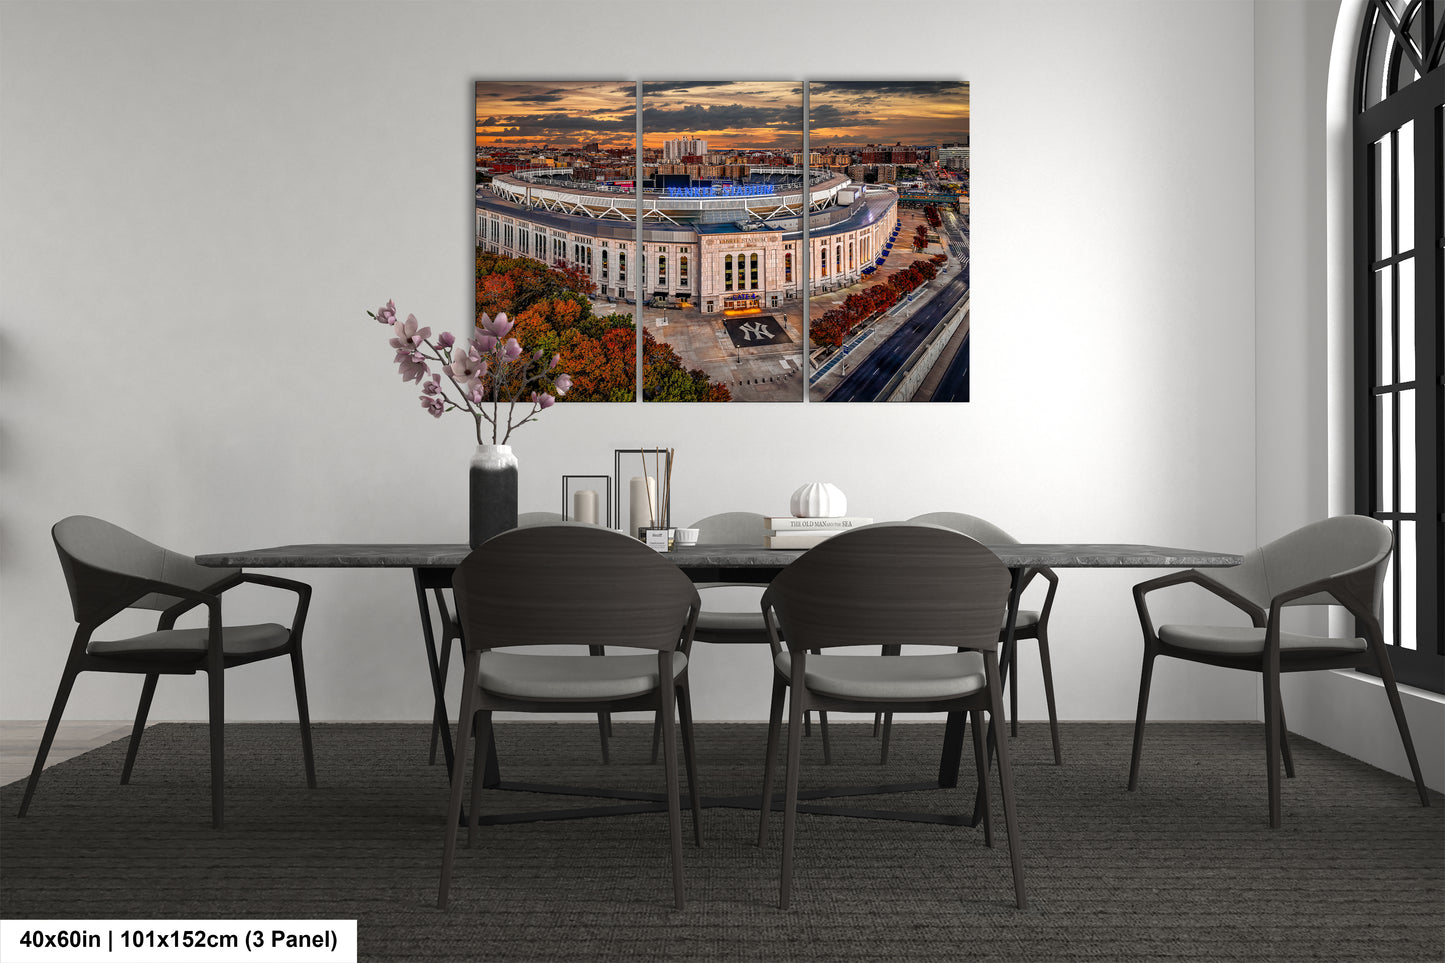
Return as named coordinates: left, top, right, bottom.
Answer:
left=2, top=721, right=1441, bottom=962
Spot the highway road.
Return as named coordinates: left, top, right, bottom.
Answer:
left=824, top=270, right=970, bottom=402
left=932, top=330, right=971, bottom=402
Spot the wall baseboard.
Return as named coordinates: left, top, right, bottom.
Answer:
left=1281, top=669, right=1444, bottom=793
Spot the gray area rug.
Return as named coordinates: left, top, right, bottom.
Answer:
left=2, top=721, right=1441, bottom=962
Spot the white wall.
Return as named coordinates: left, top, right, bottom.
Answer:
left=1, top=0, right=1263, bottom=728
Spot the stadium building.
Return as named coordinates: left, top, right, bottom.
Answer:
left=475, top=167, right=898, bottom=314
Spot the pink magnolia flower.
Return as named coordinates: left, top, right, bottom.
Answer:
left=448, top=351, right=483, bottom=386
left=398, top=351, right=429, bottom=384
left=388, top=313, right=431, bottom=352
left=370, top=301, right=567, bottom=446
left=478, top=312, right=514, bottom=339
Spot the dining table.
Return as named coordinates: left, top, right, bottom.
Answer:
left=197, top=538, right=1242, bottom=825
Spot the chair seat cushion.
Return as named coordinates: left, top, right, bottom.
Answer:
left=1158, top=624, right=1367, bottom=657
left=479, top=650, right=688, bottom=701
left=1008, top=609, right=1040, bottom=632
left=693, top=609, right=768, bottom=643
left=774, top=650, right=986, bottom=701
left=87, top=623, right=291, bottom=662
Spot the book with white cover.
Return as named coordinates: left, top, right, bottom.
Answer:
left=764, top=516, right=873, bottom=531
left=764, top=531, right=845, bottom=549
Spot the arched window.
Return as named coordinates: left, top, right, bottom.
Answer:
left=848, top=241, right=854, bottom=270
left=1353, top=0, right=1444, bottom=691
left=619, top=252, right=626, bottom=284
left=658, top=254, right=667, bottom=286
left=750, top=252, right=759, bottom=289
left=601, top=249, right=609, bottom=280
left=725, top=254, right=734, bottom=291
left=680, top=255, right=689, bottom=285
left=820, top=246, right=828, bottom=277
left=785, top=251, right=793, bottom=283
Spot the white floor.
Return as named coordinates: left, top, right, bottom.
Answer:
left=0, top=721, right=137, bottom=788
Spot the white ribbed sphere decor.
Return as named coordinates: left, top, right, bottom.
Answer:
left=790, top=482, right=847, bottom=518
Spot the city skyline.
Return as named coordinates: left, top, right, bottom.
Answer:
left=641, top=81, right=800, bottom=152
left=475, top=80, right=969, bottom=151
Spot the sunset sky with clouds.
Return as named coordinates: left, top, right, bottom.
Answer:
left=475, top=80, right=968, bottom=151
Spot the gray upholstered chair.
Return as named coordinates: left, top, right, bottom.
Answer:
left=516, top=511, right=566, bottom=526
left=19, top=515, right=315, bottom=828
left=438, top=525, right=703, bottom=910
left=902, top=512, right=1061, bottom=764
left=1129, top=515, right=1430, bottom=827
left=429, top=510, right=614, bottom=763
left=756, top=524, right=1026, bottom=909
left=649, top=511, right=832, bottom=763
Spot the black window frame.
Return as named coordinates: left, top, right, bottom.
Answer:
left=1352, top=0, right=1444, bottom=693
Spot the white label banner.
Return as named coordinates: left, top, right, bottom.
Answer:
left=0, top=920, right=357, bottom=963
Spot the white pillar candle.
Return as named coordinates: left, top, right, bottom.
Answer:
left=573, top=489, right=599, bottom=525
left=629, top=475, right=657, bottom=536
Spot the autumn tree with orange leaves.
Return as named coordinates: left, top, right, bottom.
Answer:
left=809, top=259, right=939, bottom=350
left=477, top=250, right=729, bottom=402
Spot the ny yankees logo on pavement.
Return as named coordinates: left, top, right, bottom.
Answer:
left=721, top=314, right=793, bottom=348
left=739, top=321, right=771, bottom=342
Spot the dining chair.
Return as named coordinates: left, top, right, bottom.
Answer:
left=897, top=512, right=1062, bottom=764
left=649, top=511, right=832, bottom=763
left=1129, top=515, right=1430, bottom=827
left=19, top=515, right=315, bottom=829
left=438, top=525, right=703, bottom=910
left=756, top=523, right=1025, bottom=909
left=428, top=511, right=618, bottom=763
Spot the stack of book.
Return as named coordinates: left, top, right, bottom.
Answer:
left=763, top=515, right=874, bottom=549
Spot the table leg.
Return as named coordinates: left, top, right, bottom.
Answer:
left=936, top=711, right=968, bottom=788
left=414, top=569, right=457, bottom=777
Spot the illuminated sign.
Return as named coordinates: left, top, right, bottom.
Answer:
left=663, top=184, right=777, bottom=198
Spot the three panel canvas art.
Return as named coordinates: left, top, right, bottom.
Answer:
left=475, top=81, right=969, bottom=402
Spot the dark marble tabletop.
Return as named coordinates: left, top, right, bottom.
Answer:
left=197, top=542, right=1241, bottom=570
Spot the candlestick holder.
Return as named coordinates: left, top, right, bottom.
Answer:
left=562, top=475, right=612, bottom=527
left=613, top=447, right=673, bottom=536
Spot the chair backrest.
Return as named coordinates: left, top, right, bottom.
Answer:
left=690, top=511, right=769, bottom=545
left=517, top=511, right=565, bottom=527
left=761, top=523, right=1011, bottom=652
left=1208, top=515, right=1393, bottom=612
left=907, top=511, right=1019, bottom=546
left=52, top=515, right=235, bottom=625
left=453, top=525, right=700, bottom=652
left=517, top=511, right=600, bottom=528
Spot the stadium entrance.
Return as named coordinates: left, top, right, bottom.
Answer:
left=724, top=293, right=761, bottom=313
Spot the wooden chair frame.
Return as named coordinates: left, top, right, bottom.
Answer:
left=754, top=524, right=1026, bottom=910
left=20, top=517, right=315, bottom=829
left=1129, top=528, right=1430, bottom=827
left=437, top=526, right=703, bottom=910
